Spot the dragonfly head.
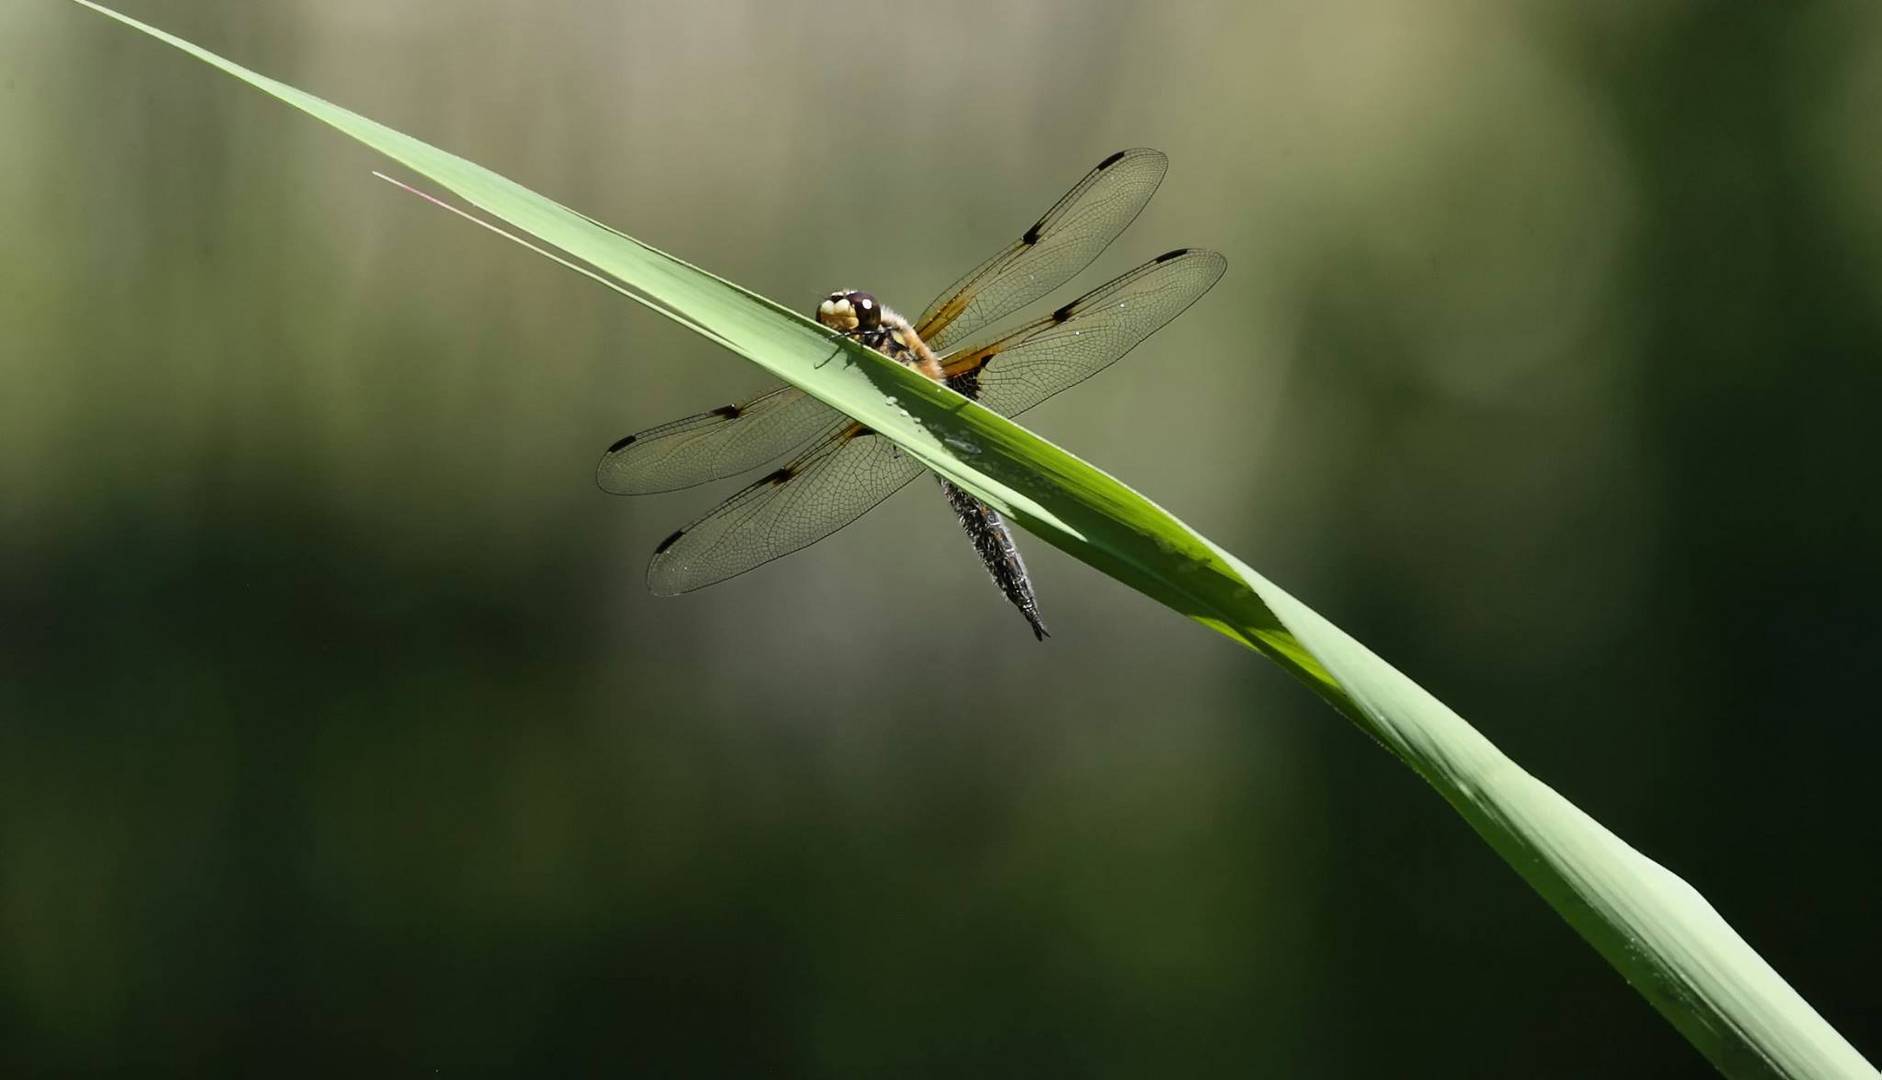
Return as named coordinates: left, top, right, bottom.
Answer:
left=816, top=290, right=880, bottom=334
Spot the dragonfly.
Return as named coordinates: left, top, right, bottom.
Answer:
left=597, top=148, right=1225, bottom=639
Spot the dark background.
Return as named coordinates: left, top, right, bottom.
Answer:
left=3, top=1, right=1877, bottom=1074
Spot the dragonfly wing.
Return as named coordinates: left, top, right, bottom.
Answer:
left=941, top=248, right=1227, bottom=417
left=646, top=424, right=927, bottom=595
left=916, top=148, right=1169, bottom=354
left=597, top=384, right=841, bottom=494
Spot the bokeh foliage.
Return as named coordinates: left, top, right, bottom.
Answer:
left=4, top=1, right=1879, bottom=1075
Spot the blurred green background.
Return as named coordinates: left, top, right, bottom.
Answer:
left=3, top=1, right=1878, bottom=1074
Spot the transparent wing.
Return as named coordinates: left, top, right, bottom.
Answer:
left=940, top=248, right=1227, bottom=418
left=915, top=148, right=1168, bottom=354
left=645, top=424, right=927, bottom=594
left=633, top=251, right=1224, bottom=595
left=597, top=385, right=840, bottom=495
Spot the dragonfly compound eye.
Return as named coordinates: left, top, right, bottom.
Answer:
left=817, top=293, right=855, bottom=332
left=846, top=291, right=881, bottom=331
left=816, top=291, right=879, bottom=333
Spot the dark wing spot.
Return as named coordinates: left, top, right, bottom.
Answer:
left=653, top=529, right=684, bottom=554
left=1096, top=149, right=1127, bottom=170
left=853, top=425, right=874, bottom=438
left=1050, top=300, right=1076, bottom=323
left=761, top=467, right=793, bottom=486
left=711, top=404, right=742, bottom=419
left=1155, top=248, right=1190, bottom=263
left=606, top=434, right=636, bottom=452
left=1020, top=222, right=1042, bottom=245
left=948, top=367, right=983, bottom=400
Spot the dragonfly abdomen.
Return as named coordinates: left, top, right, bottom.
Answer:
left=938, top=478, right=1049, bottom=641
